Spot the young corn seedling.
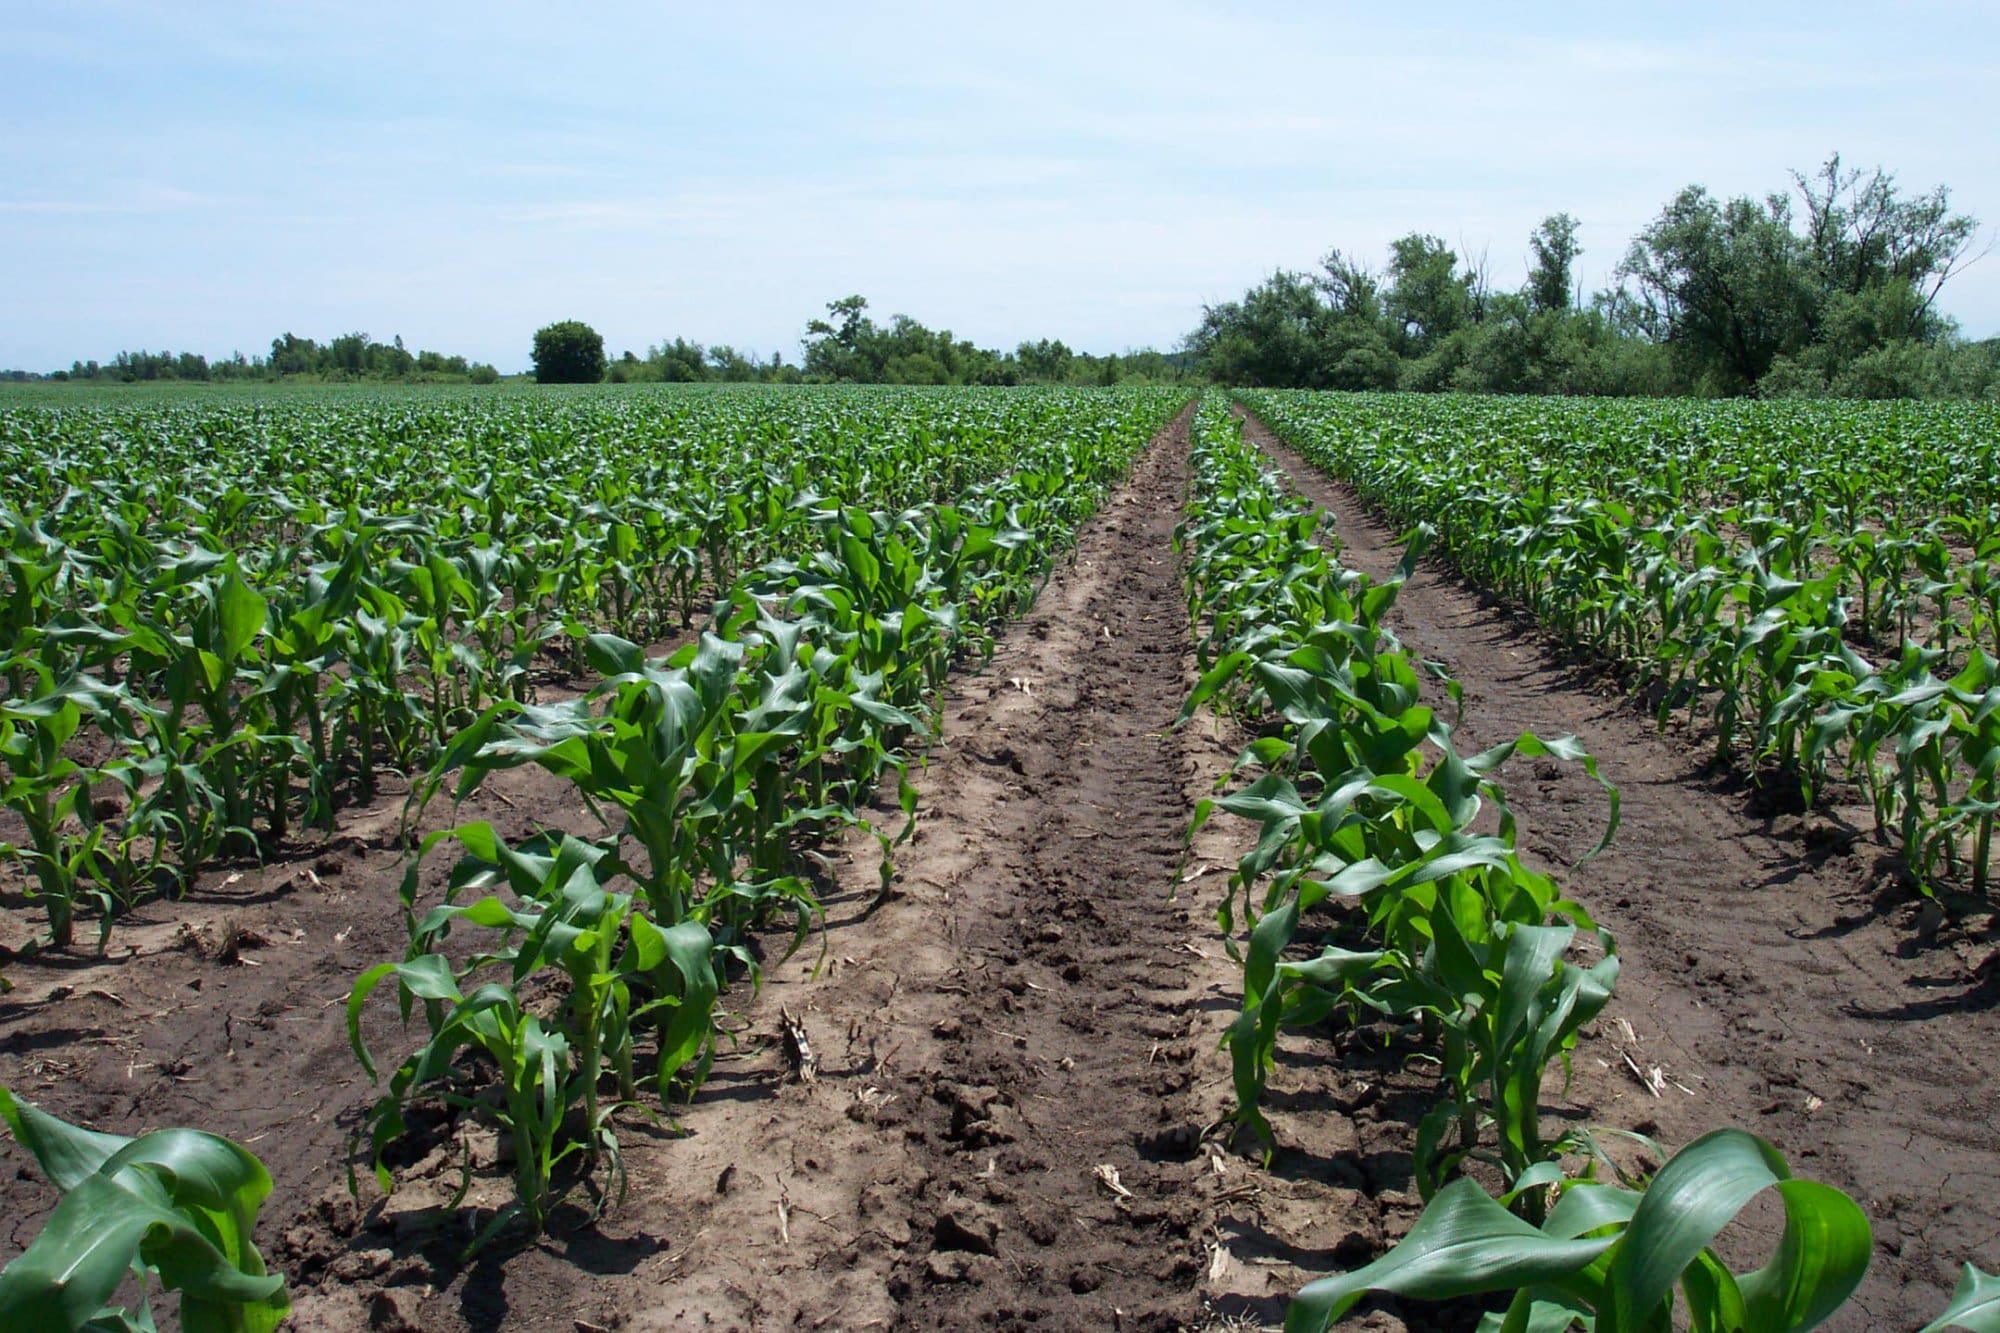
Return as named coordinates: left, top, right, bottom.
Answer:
left=351, top=823, right=724, bottom=1245
left=399, top=822, right=722, bottom=1102
left=1284, top=1128, right=2000, bottom=1333
left=0, top=1086, right=290, bottom=1333
left=0, top=669, right=148, bottom=950
left=348, top=953, right=578, bottom=1249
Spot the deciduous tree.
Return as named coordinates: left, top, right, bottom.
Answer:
left=531, top=320, right=607, bottom=384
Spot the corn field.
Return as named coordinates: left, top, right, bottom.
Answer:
left=0, top=384, right=1995, bottom=1331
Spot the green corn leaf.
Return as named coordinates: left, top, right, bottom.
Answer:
left=0, top=1172, right=266, bottom=1330
left=0, top=1085, right=133, bottom=1192
left=214, top=566, right=267, bottom=666
left=1492, top=924, right=1576, bottom=1055
left=1286, top=1177, right=1614, bottom=1332
left=653, top=919, right=719, bottom=1091
left=1604, top=1129, right=1869, bottom=1333
left=0, top=1091, right=288, bottom=1333
left=1920, top=1264, right=2000, bottom=1332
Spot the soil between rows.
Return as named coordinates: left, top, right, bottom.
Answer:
left=1238, top=405, right=2000, bottom=1330
left=578, top=404, right=1240, bottom=1332
left=7, top=401, right=1990, bottom=1331
left=2, top=409, right=1401, bottom=1332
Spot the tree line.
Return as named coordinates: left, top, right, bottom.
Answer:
left=21, top=155, right=1990, bottom=401
left=14, top=332, right=501, bottom=384
left=10, top=308, right=1190, bottom=390
left=571, top=297, right=1191, bottom=387
left=1185, top=154, right=1998, bottom=399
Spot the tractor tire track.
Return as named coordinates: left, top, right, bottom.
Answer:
left=1239, top=404, right=2000, bottom=1329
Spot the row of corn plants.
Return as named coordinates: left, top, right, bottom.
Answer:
left=0, top=387, right=1186, bottom=1316
left=1245, top=390, right=2000, bottom=901
left=1175, top=395, right=1998, bottom=1330
left=0, top=386, right=1179, bottom=954
left=343, top=393, right=1189, bottom=1246
left=1176, top=394, right=1620, bottom=1200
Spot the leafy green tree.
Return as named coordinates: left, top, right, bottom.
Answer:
left=1792, top=153, right=1978, bottom=337
left=1185, top=271, right=1340, bottom=387
left=1526, top=213, right=1581, bottom=314
left=531, top=320, right=607, bottom=384
left=1618, top=160, right=1976, bottom=395
left=1316, top=248, right=1384, bottom=321
left=1617, top=187, right=1817, bottom=393
left=648, top=337, right=709, bottom=382
left=799, top=296, right=1011, bottom=384
left=1016, top=337, right=1075, bottom=382
left=269, top=333, right=316, bottom=376
left=706, top=344, right=758, bottom=382
left=1186, top=152, right=1979, bottom=400
left=802, top=295, right=873, bottom=380
left=1184, top=267, right=1398, bottom=390
left=1385, top=233, right=1474, bottom=356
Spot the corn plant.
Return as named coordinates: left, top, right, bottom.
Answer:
left=0, top=670, right=150, bottom=949
left=1403, top=914, right=1619, bottom=1206
left=1178, top=395, right=1618, bottom=1203
left=396, top=822, right=722, bottom=1100
left=1285, top=1127, right=2000, bottom=1333
left=1243, top=388, right=2000, bottom=901
left=349, top=953, right=578, bottom=1248
left=1943, top=651, right=2000, bottom=896
left=348, top=824, right=723, bottom=1248
left=0, top=1086, right=289, bottom=1333
left=429, top=633, right=827, bottom=952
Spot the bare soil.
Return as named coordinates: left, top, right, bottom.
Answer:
left=1238, top=406, right=2000, bottom=1330
left=0, top=412, right=1296, bottom=1332
left=3, top=403, right=1995, bottom=1332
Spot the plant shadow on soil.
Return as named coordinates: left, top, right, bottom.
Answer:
left=1235, top=404, right=2000, bottom=1331
left=4, top=406, right=1998, bottom=1329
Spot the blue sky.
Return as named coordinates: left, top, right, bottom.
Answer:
left=4, top=1, right=1996, bottom=371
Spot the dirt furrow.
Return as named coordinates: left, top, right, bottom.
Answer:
left=300, top=406, right=1249, bottom=1333
left=877, top=406, right=1228, bottom=1328
left=5, top=406, right=1283, bottom=1333
left=1240, top=405, right=2000, bottom=1329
